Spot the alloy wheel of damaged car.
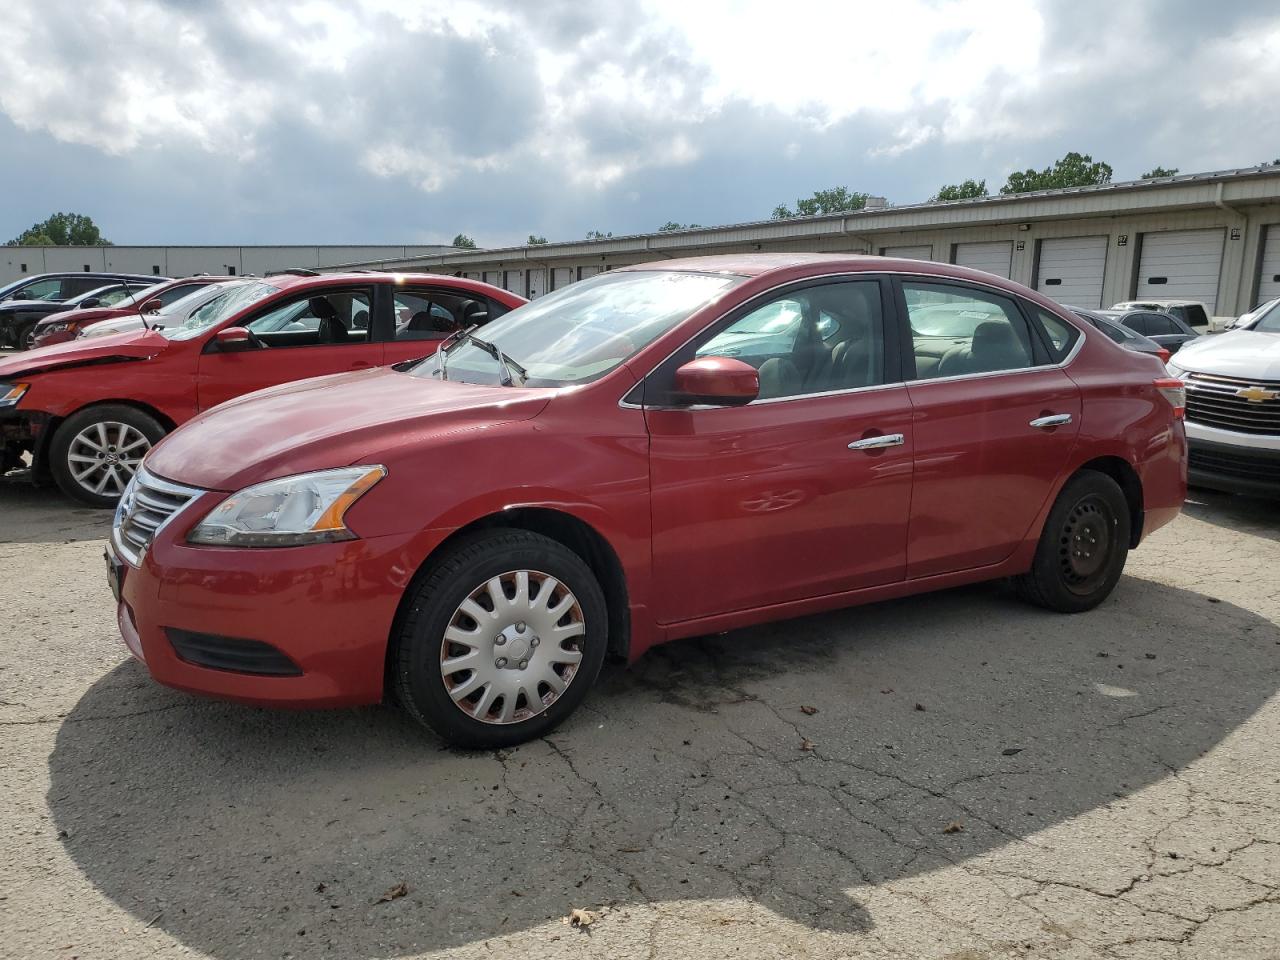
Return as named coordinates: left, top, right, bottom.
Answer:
left=49, top=404, right=167, bottom=507
left=394, top=529, right=608, bottom=748
left=19, top=321, right=38, bottom=351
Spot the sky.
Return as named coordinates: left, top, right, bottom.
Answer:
left=0, top=0, right=1277, bottom=247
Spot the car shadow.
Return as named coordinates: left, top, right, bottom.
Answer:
left=0, top=481, right=111, bottom=544
left=1183, top=486, right=1279, bottom=542
left=48, top=576, right=1280, bottom=955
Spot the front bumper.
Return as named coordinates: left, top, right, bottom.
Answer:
left=110, top=518, right=445, bottom=708
left=1187, top=437, right=1280, bottom=497
left=0, top=410, right=49, bottom=475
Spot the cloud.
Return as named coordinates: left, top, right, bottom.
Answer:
left=0, top=0, right=1275, bottom=245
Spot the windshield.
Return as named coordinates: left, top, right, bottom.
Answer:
left=160, top=281, right=278, bottom=340
left=407, top=270, right=743, bottom=387
left=1254, top=299, right=1280, bottom=334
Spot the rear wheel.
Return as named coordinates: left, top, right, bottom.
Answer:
left=393, top=530, right=608, bottom=748
left=1015, top=471, right=1131, bottom=613
left=49, top=405, right=167, bottom=507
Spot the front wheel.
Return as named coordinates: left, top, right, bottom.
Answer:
left=393, top=530, right=609, bottom=748
left=1015, top=471, right=1131, bottom=613
left=49, top=405, right=167, bottom=507
left=16, top=320, right=38, bottom=351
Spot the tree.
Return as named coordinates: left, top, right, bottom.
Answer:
left=1141, top=167, right=1179, bottom=179
left=771, top=186, right=868, bottom=219
left=585, top=230, right=613, bottom=240
left=527, top=234, right=548, bottom=245
left=1000, top=152, right=1112, bottom=194
left=658, top=221, right=702, bottom=232
left=7, top=212, right=110, bottom=246
left=933, top=179, right=987, bottom=201
left=451, top=233, right=477, bottom=249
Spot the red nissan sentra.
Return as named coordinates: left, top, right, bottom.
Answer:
left=107, top=254, right=1187, bottom=748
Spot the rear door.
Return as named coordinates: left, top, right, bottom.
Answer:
left=899, top=279, right=1082, bottom=578
left=196, top=285, right=379, bottom=410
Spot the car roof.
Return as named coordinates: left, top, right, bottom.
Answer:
left=262, top=271, right=516, bottom=296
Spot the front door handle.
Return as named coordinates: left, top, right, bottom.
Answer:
left=848, top=433, right=905, bottom=451
left=1029, top=413, right=1073, bottom=429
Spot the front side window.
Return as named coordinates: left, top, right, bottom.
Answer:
left=904, top=281, right=1035, bottom=379
left=696, top=281, right=885, bottom=399
left=245, top=290, right=372, bottom=347
left=94, top=286, right=135, bottom=308
left=409, top=270, right=742, bottom=387
left=62, top=277, right=112, bottom=298
left=13, top=278, right=63, bottom=301
left=1142, top=313, right=1177, bottom=335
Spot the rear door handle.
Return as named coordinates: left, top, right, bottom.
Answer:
left=848, top=433, right=905, bottom=451
left=1029, top=413, right=1072, bottom=429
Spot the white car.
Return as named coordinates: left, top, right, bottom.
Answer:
left=1166, top=298, right=1280, bottom=497
left=82, top=280, right=245, bottom=339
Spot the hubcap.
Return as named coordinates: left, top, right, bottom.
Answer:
left=440, top=570, right=586, bottom=725
left=67, top=421, right=151, bottom=498
left=1058, top=495, right=1114, bottom=594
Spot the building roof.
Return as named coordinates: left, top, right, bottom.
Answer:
left=334, top=164, right=1280, bottom=272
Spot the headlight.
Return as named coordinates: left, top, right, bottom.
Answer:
left=0, top=382, right=29, bottom=408
left=187, top=466, right=387, bottom=547
left=42, top=322, right=70, bottom=334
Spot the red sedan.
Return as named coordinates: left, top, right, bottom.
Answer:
left=0, top=272, right=525, bottom=504
left=104, top=254, right=1186, bottom=748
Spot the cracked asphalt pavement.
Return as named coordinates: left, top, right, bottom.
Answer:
left=1, top=480, right=1278, bottom=959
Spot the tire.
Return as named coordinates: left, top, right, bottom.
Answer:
left=1015, top=470, right=1131, bottom=613
left=16, top=320, right=37, bottom=351
left=393, top=529, right=608, bottom=749
left=49, top=405, right=168, bottom=507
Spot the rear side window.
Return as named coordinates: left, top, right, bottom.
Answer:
left=1183, top=304, right=1208, bottom=327
left=903, top=281, right=1036, bottom=379
left=1032, top=308, right=1080, bottom=362
left=62, top=277, right=110, bottom=298
left=1142, top=313, right=1177, bottom=335
left=1124, top=314, right=1150, bottom=335
left=394, top=289, right=506, bottom=340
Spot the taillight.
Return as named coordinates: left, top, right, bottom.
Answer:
left=1156, top=347, right=1171, bottom=364
left=1154, top=377, right=1185, bottom=419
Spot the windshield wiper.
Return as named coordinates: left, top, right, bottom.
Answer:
left=440, top=325, right=528, bottom=386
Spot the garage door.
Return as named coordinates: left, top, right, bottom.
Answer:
left=526, top=269, right=545, bottom=299
left=483, top=271, right=500, bottom=286
left=953, top=241, right=1012, bottom=278
left=1035, top=236, right=1108, bottom=308
left=551, top=267, right=574, bottom=291
left=880, top=245, right=932, bottom=260
left=1136, top=228, right=1225, bottom=312
left=502, top=270, right=523, bottom=294
left=577, top=265, right=603, bottom=280
left=1257, top=224, right=1280, bottom=307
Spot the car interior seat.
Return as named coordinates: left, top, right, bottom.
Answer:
left=937, top=320, right=1027, bottom=376
left=311, top=298, right=348, bottom=343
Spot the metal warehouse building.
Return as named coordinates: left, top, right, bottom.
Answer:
left=342, top=165, right=1280, bottom=317
left=0, top=245, right=455, bottom=286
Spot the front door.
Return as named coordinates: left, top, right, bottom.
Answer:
left=898, top=279, right=1082, bottom=578
left=646, top=277, right=913, bottom=625
left=197, top=286, right=381, bottom=410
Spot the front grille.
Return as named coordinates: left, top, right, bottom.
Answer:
left=112, top=466, right=204, bottom=565
left=1189, top=446, right=1280, bottom=483
left=166, top=628, right=303, bottom=676
left=1184, top=372, right=1280, bottom=436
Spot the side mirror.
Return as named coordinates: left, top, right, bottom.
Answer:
left=214, top=326, right=253, bottom=350
left=672, top=356, right=759, bottom=407
left=79, top=297, right=101, bottom=309
left=141, top=298, right=163, bottom=314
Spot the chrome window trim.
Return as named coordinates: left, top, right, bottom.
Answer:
left=619, top=268, right=1088, bottom=410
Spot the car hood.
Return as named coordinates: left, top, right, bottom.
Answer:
left=0, top=329, right=169, bottom=377
left=35, top=305, right=131, bottom=327
left=1173, top=330, right=1280, bottom=380
left=145, top=366, right=553, bottom=491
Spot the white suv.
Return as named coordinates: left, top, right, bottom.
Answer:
left=1167, top=298, right=1280, bottom=497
